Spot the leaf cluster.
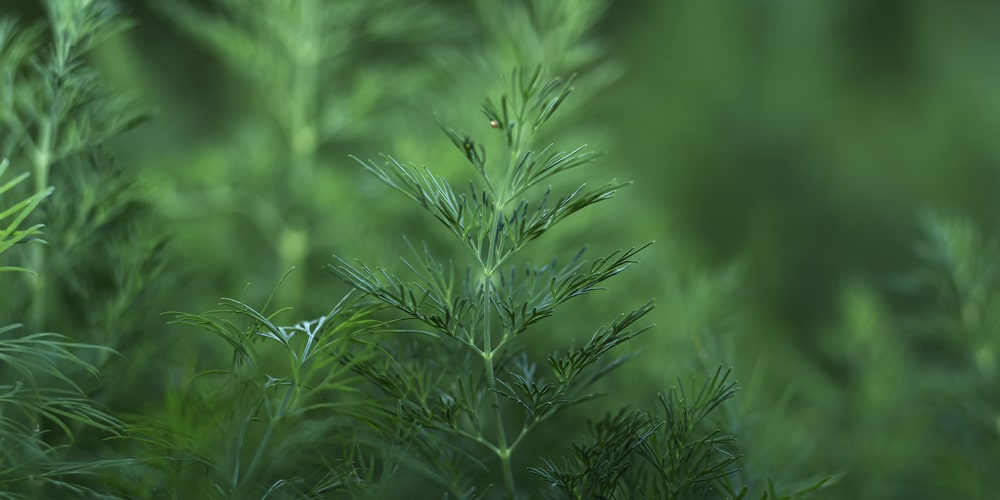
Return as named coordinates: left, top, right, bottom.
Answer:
left=0, top=163, right=128, bottom=498
left=895, top=213, right=1000, bottom=496
left=0, top=3, right=167, bottom=497
left=156, top=0, right=463, bottom=149
left=131, top=285, right=393, bottom=498
left=0, top=325, right=128, bottom=498
left=531, top=367, right=740, bottom=499
left=0, top=1, right=143, bottom=168
left=328, top=67, right=735, bottom=498
left=0, top=2, right=843, bottom=497
left=1, top=0, right=159, bottom=344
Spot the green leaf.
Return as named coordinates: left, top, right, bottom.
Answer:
left=0, top=159, right=52, bottom=272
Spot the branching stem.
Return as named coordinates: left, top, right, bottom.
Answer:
left=483, top=234, right=516, bottom=497
left=478, top=104, right=536, bottom=496
left=243, top=380, right=295, bottom=495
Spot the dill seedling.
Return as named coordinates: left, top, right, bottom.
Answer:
left=330, top=67, right=729, bottom=498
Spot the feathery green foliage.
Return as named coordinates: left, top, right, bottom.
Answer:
left=530, top=367, right=739, bottom=499
left=0, top=2, right=157, bottom=497
left=146, top=0, right=466, bottom=310
left=123, top=286, right=388, bottom=498
left=912, top=214, right=1000, bottom=499
left=0, top=325, right=126, bottom=498
left=136, top=0, right=620, bottom=316
left=1, top=0, right=156, bottom=347
left=1, top=0, right=144, bottom=329
left=0, top=164, right=127, bottom=497
left=327, top=67, right=754, bottom=498
left=9, top=0, right=997, bottom=498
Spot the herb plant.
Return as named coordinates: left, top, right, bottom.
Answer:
left=146, top=0, right=467, bottom=310
left=327, top=67, right=748, bottom=498
left=1, top=0, right=163, bottom=391
left=817, top=212, right=1000, bottom=499
left=134, top=0, right=619, bottom=316
left=909, top=213, right=1000, bottom=498
left=118, top=286, right=383, bottom=498
left=1, top=2, right=159, bottom=496
left=0, top=1, right=847, bottom=498
left=0, top=0, right=144, bottom=330
left=0, top=160, right=126, bottom=497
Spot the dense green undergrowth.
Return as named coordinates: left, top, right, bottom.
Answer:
left=1, top=0, right=998, bottom=498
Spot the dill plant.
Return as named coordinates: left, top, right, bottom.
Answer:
left=146, top=0, right=467, bottom=310
left=0, top=0, right=145, bottom=331
left=124, top=286, right=387, bottom=498
left=909, top=214, right=1000, bottom=498
left=138, top=0, right=619, bottom=316
left=1, top=1, right=165, bottom=414
left=817, top=213, right=1000, bottom=498
left=329, top=67, right=745, bottom=499
left=0, top=163, right=127, bottom=496
left=747, top=211, right=1000, bottom=499
left=0, top=2, right=840, bottom=497
left=1, top=2, right=165, bottom=496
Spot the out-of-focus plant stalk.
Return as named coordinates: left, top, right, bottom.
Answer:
left=276, top=0, right=321, bottom=307
left=28, top=94, right=56, bottom=331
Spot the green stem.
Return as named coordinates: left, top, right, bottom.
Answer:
left=483, top=274, right=516, bottom=498
left=246, top=383, right=293, bottom=483
left=275, top=2, right=320, bottom=307
left=483, top=170, right=516, bottom=497
left=28, top=120, right=53, bottom=330
left=477, top=102, right=538, bottom=498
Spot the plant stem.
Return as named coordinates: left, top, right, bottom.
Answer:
left=275, top=1, right=320, bottom=308
left=478, top=100, right=539, bottom=498
left=483, top=172, right=516, bottom=496
left=482, top=271, right=516, bottom=498
left=28, top=119, right=53, bottom=330
left=242, top=381, right=294, bottom=494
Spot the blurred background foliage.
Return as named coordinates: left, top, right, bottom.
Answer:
left=3, top=0, right=1000, bottom=498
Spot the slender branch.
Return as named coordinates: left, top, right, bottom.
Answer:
left=28, top=117, right=54, bottom=330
